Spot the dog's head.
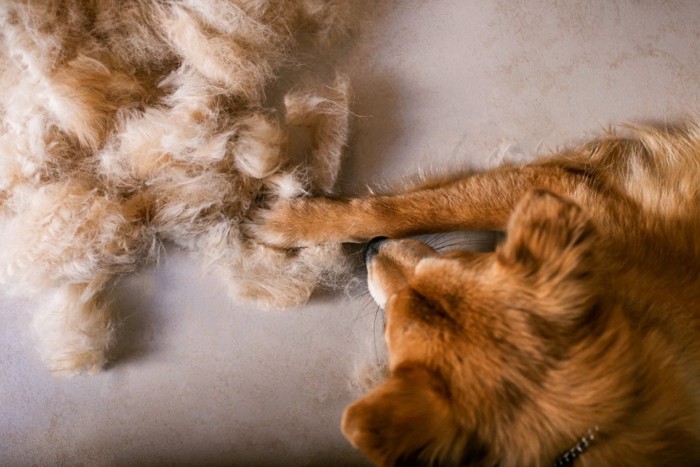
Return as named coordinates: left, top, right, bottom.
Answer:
left=342, top=190, right=600, bottom=465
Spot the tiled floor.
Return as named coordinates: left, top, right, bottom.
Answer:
left=3, top=1, right=700, bottom=465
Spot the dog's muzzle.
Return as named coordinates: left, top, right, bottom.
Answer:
left=364, top=236, right=388, bottom=263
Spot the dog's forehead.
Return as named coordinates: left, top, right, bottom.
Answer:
left=388, top=263, right=502, bottom=340
left=385, top=255, right=531, bottom=368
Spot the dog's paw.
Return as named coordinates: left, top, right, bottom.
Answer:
left=246, top=196, right=355, bottom=247
left=246, top=198, right=323, bottom=248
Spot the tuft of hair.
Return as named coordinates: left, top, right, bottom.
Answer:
left=0, top=0, right=356, bottom=373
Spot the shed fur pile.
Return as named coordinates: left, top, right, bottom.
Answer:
left=0, top=0, right=354, bottom=374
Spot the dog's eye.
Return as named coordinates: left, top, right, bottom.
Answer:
left=407, top=290, right=458, bottom=326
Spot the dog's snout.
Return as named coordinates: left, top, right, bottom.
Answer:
left=364, top=236, right=388, bottom=262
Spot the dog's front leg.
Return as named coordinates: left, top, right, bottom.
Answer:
left=255, top=164, right=580, bottom=247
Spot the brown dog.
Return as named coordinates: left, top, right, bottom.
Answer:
left=256, top=122, right=700, bottom=465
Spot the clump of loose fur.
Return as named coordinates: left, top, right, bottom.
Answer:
left=0, top=0, right=354, bottom=374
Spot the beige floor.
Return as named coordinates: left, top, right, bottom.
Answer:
left=3, top=1, right=700, bottom=465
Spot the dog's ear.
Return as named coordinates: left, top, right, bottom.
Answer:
left=342, top=365, right=484, bottom=466
left=497, top=189, right=598, bottom=316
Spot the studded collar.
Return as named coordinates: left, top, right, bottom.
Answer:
left=553, top=427, right=599, bottom=467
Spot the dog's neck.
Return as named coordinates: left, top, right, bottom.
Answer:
left=497, top=302, right=627, bottom=465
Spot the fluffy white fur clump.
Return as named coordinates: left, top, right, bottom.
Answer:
left=0, top=0, right=354, bottom=374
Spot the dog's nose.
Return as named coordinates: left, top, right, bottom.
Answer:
left=364, top=236, right=388, bottom=263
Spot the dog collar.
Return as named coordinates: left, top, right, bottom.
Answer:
left=553, top=426, right=599, bottom=467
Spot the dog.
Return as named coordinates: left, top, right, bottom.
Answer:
left=255, top=122, right=700, bottom=465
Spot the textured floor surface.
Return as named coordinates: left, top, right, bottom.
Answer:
left=3, top=1, right=700, bottom=465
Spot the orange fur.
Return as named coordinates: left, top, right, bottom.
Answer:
left=257, top=122, right=700, bottom=465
